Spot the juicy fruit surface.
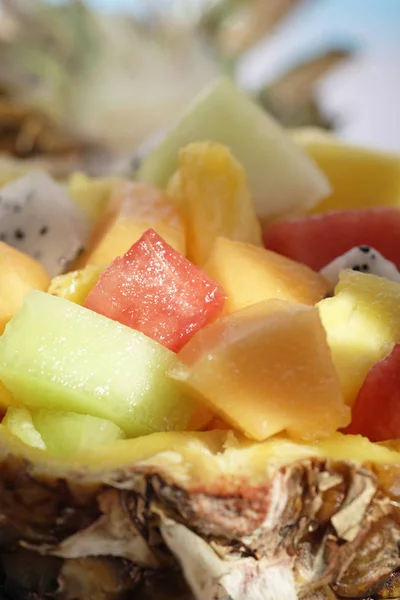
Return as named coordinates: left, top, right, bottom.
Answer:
left=82, top=182, right=186, bottom=266
left=32, top=409, right=125, bottom=457
left=0, top=290, right=192, bottom=437
left=344, top=344, right=400, bottom=442
left=137, top=77, right=330, bottom=222
left=204, top=237, right=328, bottom=314
left=318, top=270, right=400, bottom=406
left=264, top=208, right=400, bottom=271
left=293, top=135, right=400, bottom=213
left=85, top=229, right=226, bottom=352
left=177, top=141, right=262, bottom=265
left=172, top=299, right=349, bottom=442
left=48, top=265, right=103, bottom=305
left=0, top=241, right=50, bottom=333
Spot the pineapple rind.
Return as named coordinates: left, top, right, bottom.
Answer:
left=2, top=426, right=400, bottom=599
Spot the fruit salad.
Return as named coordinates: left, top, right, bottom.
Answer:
left=1, top=78, right=400, bottom=600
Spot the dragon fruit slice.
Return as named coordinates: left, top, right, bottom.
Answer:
left=321, top=245, right=400, bottom=291
left=0, top=171, right=91, bottom=277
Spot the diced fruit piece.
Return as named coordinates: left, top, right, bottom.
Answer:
left=178, top=142, right=262, bottom=265
left=137, top=77, right=330, bottom=223
left=170, top=299, right=349, bottom=442
left=0, top=290, right=192, bottom=437
left=320, top=246, right=400, bottom=291
left=48, top=265, right=104, bottom=305
left=203, top=237, right=328, bottom=314
left=264, top=208, right=400, bottom=271
left=318, top=270, right=400, bottom=406
left=3, top=407, right=46, bottom=450
left=343, top=344, right=400, bottom=442
left=32, top=410, right=125, bottom=457
left=68, top=172, right=123, bottom=222
left=0, top=242, right=50, bottom=334
left=292, top=133, right=400, bottom=213
left=0, top=382, right=15, bottom=411
left=85, top=229, right=226, bottom=352
left=81, top=182, right=186, bottom=267
left=0, top=171, right=91, bottom=277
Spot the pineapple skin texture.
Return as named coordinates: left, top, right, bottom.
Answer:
left=1, top=427, right=400, bottom=599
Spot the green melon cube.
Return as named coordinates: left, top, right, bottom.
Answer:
left=0, top=291, right=193, bottom=437
left=32, top=410, right=125, bottom=457
left=136, top=77, right=330, bottom=223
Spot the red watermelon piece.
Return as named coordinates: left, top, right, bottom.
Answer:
left=263, top=208, right=400, bottom=271
left=84, top=228, right=226, bottom=352
left=343, top=344, right=400, bottom=442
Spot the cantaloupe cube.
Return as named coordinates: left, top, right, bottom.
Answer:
left=0, top=242, right=50, bottom=334
left=80, top=182, right=186, bottom=267
left=203, top=237, right=328, bottom=314
left=170, top=299, right=349, bottom=442
left=178, top=142, right=262, bottom=265
left=293, top=133, right=400, bottom=213
left=318, top=270, right=400, bottom=406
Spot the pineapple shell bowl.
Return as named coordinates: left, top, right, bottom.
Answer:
left=2, top=78, right=400, bottom=600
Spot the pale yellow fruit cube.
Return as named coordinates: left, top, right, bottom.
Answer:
left=178, top=142, right=262, bottom=265
left=318, top=270, right=400, bottom=405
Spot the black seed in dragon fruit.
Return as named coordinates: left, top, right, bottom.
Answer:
left=0, top=172, right=91, bottom=277
left=320, top=245, right=400, bottom=291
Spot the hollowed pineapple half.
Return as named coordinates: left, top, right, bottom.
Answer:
left=2, top=425, right=400, bottom=600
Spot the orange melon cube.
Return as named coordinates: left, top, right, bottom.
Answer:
left=203, top=237, right=329, bottom=314
left=170, top=299, right=349, bottom=442
left=0, top=242, right=50, bottom=334
left=80, top=182, right=186, bottom=267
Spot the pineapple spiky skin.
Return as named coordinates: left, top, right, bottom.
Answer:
left=1, top=427, right=400, bottom=600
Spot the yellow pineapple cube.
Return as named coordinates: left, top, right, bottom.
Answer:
left=48, top=265, right=104, bottom=305
left=68, top=173, right=123, bottom=222
left=178, top=142, right=262, bottom=265
left=318, top=270, right=400, bottom=405
left=293, top=134, right=400, bottom=213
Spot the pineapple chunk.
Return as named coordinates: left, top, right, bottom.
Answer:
left=81, top=182, right=186, bottom=266
left=0, top=242, right=50, bottom=334
left=170, top=299, right=349, bottom=442
left=68, top=172, right=123, bottom=222
left=2, top=406, right=46, bottom=450
left=178, top=142, right=262, bottom=265
left=293, top=134, right=400, bottom=213
left=48, top=265, right=104, bottom=305
left=0, top=382, right=14, bottom=411
left=203, top=237, right=329, bottom=314
left=318, top=270, right=400, bottom=405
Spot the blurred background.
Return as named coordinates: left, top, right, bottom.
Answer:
left=0, top=0, right=399, bottom=175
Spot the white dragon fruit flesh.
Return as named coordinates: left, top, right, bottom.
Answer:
left=0, top=171, right=91, bottom=277
left=320, top=245, right=400, bottom=290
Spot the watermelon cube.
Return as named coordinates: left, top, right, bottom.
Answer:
left=84, top=229, right=226, bottom=352
left=263, top=208, right=400, bottom=271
